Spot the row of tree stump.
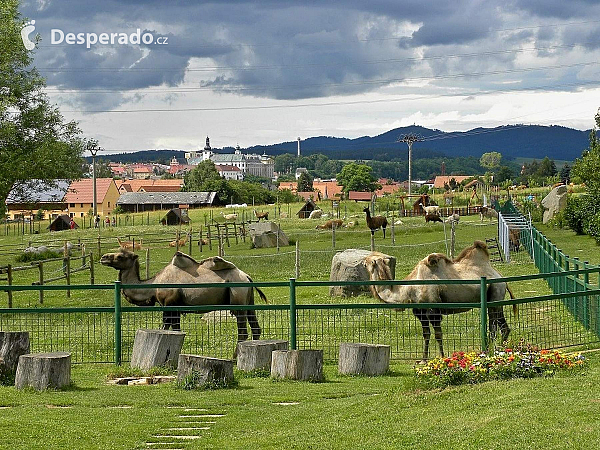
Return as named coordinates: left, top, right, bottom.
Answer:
left=1, top=329, right=392, bottom=391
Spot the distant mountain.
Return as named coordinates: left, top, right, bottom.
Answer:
left=97, top=124, right=591, bottom=163
left=246, top=125, right=591, bottom=162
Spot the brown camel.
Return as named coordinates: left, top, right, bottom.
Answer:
left=100, top=249, right=267, bottom=344
left=365, top=241, right=514, bottom=362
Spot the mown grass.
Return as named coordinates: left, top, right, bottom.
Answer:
left=0, top=355, right=598, bottom=449
left=1, top=202, right=600, bottom=448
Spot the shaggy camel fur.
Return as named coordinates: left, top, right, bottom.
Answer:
left=100, top=249, right=267, bottom=344
left=365, top=241, right=514, bottom=362
left=363, top=207, right=388, bottom=238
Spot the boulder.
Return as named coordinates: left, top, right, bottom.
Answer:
left=329, top=249, right=396, bottom=297
left=542, top=185, right=568, bottom=224
left=249, top=222, right=289, bottom=248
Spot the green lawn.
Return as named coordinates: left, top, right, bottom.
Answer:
left=1, top=203, right=599, bottom=449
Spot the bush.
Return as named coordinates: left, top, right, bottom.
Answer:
left=563, top=196, right=587, bottom=234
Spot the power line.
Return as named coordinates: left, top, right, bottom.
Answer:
left=60, top=79, right=600, bottom=114
left=35, top=41, right=600, bottom=74
left=44, top=60, right=600, bottom=95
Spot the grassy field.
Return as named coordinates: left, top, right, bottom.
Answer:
left=1, top=201, right=600, bottom=448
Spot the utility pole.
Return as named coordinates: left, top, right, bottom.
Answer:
left=87, top=140, right=101, bottom=217
left=398, top=133, right=424, bottom=197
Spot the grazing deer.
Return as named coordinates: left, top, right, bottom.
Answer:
left=117, top=238, right=142, bottom=250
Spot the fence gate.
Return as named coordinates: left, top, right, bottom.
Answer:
left=498, top=210, right=534, bottom=263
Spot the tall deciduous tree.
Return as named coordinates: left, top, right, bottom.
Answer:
left=572, top=109, right=600, bottom=194
left=479, top=152, right=502, bottom=170
left=0, top=0, right=85, bottom=204
left=336, top=162, right=380, bottom=193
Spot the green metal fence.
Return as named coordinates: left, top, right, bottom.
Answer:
left=1, top=269, right=599, bottom=364
left=502, top=201, right=600, bottom=339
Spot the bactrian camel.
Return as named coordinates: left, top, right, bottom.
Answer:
left=365, top=241, right=515, bottom=362
left=100, top=249, right=267, bottom=345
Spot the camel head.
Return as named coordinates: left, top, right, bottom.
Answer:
left=100, top=249, right=138, bottom=270
left=365, top=253, right=393, bottom=281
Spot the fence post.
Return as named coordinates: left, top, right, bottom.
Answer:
left=480, top=276, right=488, bottom=352
left=391, top=213, right=395, bottom=245
left=583, top=262, right=590, bottom=329
left=295, top=240, right=300, bottom=279
left=7, top=264, right=12, bottom=308
left=114, top=280, right=122, bottom=366
left=332, top=224, right=336, bottom=250
left=65, top=256, right=71, bottom=298
left=370, top=234, right=375, bottom=252
left=38, top=262, right=44, bottom=304
left=289, top=278, right=297, bottom=350
left=89, top=252, right=95, bottom=285
left=97, top=235, right=101, bottom=261
left=145, top=248, right=150, bottom=280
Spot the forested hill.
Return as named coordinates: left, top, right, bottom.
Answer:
left=246, top=125, right=590, bottom=161
left=99, top=124, right=591, bottom=163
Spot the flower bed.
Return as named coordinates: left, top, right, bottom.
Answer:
left=415, top=344, right=586, bottom=388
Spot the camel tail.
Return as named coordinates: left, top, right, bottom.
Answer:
left=247, top=276, right=268, bottom=303
left=506, top=284, right=518, bottom=318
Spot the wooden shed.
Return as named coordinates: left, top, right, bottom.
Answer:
left=48, top=214, right=77, bottom=231
left=296, top=199, right=317, bottom=219
left=161, top=208, right=190, bottom=226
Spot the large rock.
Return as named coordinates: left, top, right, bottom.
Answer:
left=329, top=249, right=396, bottom=297
left=249, top=222, right=289, bottom=248
left=542, top=185, right=568, bottom=224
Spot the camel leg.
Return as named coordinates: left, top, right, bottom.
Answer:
left=247, top=309, right=261, bottom=340
left=413, top=309, right=431, bottom=363
left=429, top=311, right=445, bottom=358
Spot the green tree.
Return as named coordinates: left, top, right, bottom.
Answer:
left=495, top=166, right=514, bottom=184
left=336, top=163, right=380, bottom=193
left=274, top=153, right=296, bottom=174
left=479, top=152, right=502, bottom=170
left=297, top=171, right=313, bottom=192
left=0, top=0, right=85, bottom=204
left=572, top=111, right=600, bottom=194
left=560, top=164, right=571, bottom=184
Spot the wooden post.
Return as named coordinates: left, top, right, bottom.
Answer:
left=89, top=252, right=95, bottom=285
left=199, top=226, right=203, bottom=252
left=38, top=262, right=44, bottom=304
left=97, top=235, right=101, bottom=261
left=188, top=230, right=192, bottom=255
left=208, top=225, right=212, bottom=251
left=224, top=223, right=230, bottom=247
left=450, top=221, right=456, bottom=260
left=175, top=230, right=180, bottom=252
left=332, top=223, right=336, bottom=250
left=218, top=236, right=224, bottom=257
left=391, top=213, right=395, bottom=245
left=241, top=223, right=246, bottom=243
left=295, top=240, right=300, bottom=279
left=7, top=264, right=13, bottom=308
left=216, top=225, right=221, bottom=249
left=370, top=234, right=375, bottom=252
left=145, top=248, right=150, bottom=280
left=65, top=255, right=71, bottom=298
left=233, top=223, right=239, bottom=244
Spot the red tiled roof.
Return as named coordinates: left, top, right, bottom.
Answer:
left=117, top=179, right=184, bottom=193
left=433, top=176, right=473, bottom=189
left=139, top=185, right=181, bottom=192
left=64, top=178, right=114, bottom=203
left=217, top=165, right=241, bottom=172
left=348, top=191, right=374, bottom=201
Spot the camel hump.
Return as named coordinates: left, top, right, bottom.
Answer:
left=171, top=251, right=201, bottom=271
left=198, top=256, right=238, bottom=271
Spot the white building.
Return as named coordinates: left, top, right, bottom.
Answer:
left=187, top=138, right=275, bottom=180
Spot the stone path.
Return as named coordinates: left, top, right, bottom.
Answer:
left=144, top=407, right=225, bottom=449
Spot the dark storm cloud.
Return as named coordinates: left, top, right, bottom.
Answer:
left=20, top=0, right=600, bottom=108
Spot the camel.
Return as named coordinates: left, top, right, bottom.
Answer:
left=365, top=241, right=514, bottom=362
left=316, top=219, right=343, bottom=230
left=169, top=234, right=188, bottom=247
left=100, top=249, right=267, bottom=345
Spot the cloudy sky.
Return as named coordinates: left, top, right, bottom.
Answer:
left=21, top=0, right=600, bottom=154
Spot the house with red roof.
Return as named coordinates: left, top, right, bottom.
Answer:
left=64, top=178, right=120, bottom=219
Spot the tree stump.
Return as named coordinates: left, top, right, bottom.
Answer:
left=338, top=343, right=390, bottom=376
left=0, top=332, right=30, bottom=379
left=15, top=352, right=71, bottom=391
left=271, top=350, right=323, bottom=381
left=177, top=354, right=234, bottom=388
left=130, top=329, right=185, bottom=371
left=236, top=340, right=289, bottom=372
